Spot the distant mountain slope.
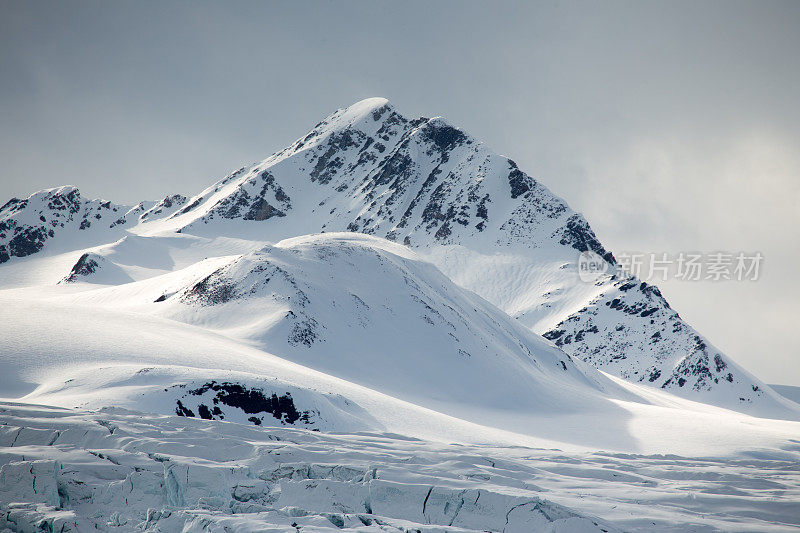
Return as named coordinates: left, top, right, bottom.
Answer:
left=0, top=186, right=186, bottom=263
left=541, top=273, right=795, bottom=417
left=0, top=98, right=792, bottom=417
left=771, top=384, right=800, bottom=405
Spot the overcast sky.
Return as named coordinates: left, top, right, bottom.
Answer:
left=1, top=1, right=798, bottom=384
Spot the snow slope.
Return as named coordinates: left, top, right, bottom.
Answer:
left=2, top=98, right=800, bottom=531
left=2, top=237, right=800, bottom=529
left=53, top=233, right=626, bottom=422
left=1, top=232, right=799, bottom=453
left=0, top=97, right=782, bottom=415
left=773, top=384, right=800, bottom=405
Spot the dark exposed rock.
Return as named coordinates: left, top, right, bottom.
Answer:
left=140, top=194, right=188, bottom=220
left=46, top=188, right=82, bottom=214
left=175, top=400, right=195, bottom=418
left=201, top=170, right=291, bottom=224
left=185, top=381, right=311, bottom=425
left=559, top=214, right=615, bottom=263
left=1, top=225, right=55, bottom=263
left=185, top=271, right=238, bottom=305
left=310, top=130, right=364, bottom=184
left=288, top=313, right=319, bottom=347
left=371, top=152, right=414, bottom=188
left=434, top=222, right=452, bottom=240
left=175, top=197, right=203, bottom=216
left=544, top=329, right=565, bottom=341
left=0, top=197, right=24, bottom=212
left=63, top=253, right=100, bottom=282
left=243, top=199, right=286, bottom=221
left=420, top=121, right=468, bottom=161
left=507, top=161, right=533, bottom=199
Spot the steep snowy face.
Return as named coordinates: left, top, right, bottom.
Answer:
left=140, top=233, right=616, bottom=417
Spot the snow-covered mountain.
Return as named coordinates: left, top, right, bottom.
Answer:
left=2, top=98, right=800, bottom=531
left=0, top=97, right=788, bottom=416
left=0, top=186, right=186, bottom=263
left=52, top=233, right=632, bottom=427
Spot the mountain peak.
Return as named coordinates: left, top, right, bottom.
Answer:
left=341, top=96, right=391, bottom=116
left=36, top=185, right=81, bottom=199
left=316, top=96, right=394, bottom=133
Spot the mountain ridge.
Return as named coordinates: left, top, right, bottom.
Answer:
left=0, top=97, right=794, bottom=418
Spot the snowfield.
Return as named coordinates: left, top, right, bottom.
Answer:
left=2, top=98, right=800, bottom=531
left=2, top=402, right=800, bottom=532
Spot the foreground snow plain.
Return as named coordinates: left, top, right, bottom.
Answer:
left=2, top=401, right=799, bottom=532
